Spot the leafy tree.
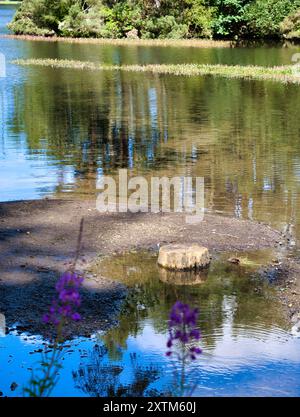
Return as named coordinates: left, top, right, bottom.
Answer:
left=209, top=0, right=252, bottom=37
left=8, top=0, right=300, bottom=39
left=244, top=0, right=300, bottom=38
left=8, top=0, right=76, bottom=35
left=139, top=0, right=215, bottom=38
left=184, top=0, right=216, bottom=38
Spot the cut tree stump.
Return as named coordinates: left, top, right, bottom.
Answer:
left=157, top=244, right=210, bottom=270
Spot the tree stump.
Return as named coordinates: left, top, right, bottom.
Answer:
left=157, top=244, right=210, bottom=270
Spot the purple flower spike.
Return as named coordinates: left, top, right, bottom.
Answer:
left=43, top=271, right=83, bottom=327
left=166, top=301, right=202, bottom=361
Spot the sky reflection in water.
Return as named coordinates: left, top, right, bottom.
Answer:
left=1, top=251, right=300, bottom=397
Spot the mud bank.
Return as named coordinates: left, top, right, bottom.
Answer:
left=0, top=199, right=289, bottom=338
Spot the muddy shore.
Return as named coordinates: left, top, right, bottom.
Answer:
left=0, top=198, right=298, bottom=338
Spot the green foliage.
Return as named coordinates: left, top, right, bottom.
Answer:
left=8, top=0, right=75, bottom=35
left=23, top=352, right=63, bottom=397
left=8, top=0, right=300, bottom=39
left=102, top=1, right=143, bottom=38
left=244, top=0, right=300, bottom=38
left=8, top=0, right=214, bottom=39
left=58, top=2, right=121, bottom=38
left=280, top=8, right=300, bottom=39
left=184, top=0, right=215, bottom=38
left=209, top=0, right=252, bottom=37
left=140, top=15, right=188, bottom=39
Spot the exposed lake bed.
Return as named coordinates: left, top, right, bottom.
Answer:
left=0, top=198, right=291, bottom=337
left=0, top=198, right=299, bottom=341
left=1, top=217, right=300, bottom=396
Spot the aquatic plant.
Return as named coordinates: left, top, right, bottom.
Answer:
left=2, top=34, right=232, bottom=48
left=24, top=219, right=84, bottom=397
left=166, top=301, right=202, bottom=396
left=12, top=58, right=300, bottom=85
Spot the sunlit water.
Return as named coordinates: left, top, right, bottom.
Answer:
left=1, top=6, right=300, bottom=397
left=1, top=7, right=300, bottom=239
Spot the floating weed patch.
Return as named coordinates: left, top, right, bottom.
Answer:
left=12, top=58, right=300, bottom=84
left=3, top=34, right=232, bottom=48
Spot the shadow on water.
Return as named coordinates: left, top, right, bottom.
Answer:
left=73, top=346, right=161, bottom=397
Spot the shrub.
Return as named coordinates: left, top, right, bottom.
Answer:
left=184, top=0, right=215, bottom=38
left=244, top=0, right=300, bottom=38
left=58, top=3, right=105, bottom=37
left=8, top=0, right=75, bottom=36
left=209, top=0, right=252, bottom=38
left=8, top=0, right=215, bottom=39
left=140, top=15, right=188, bottom=39
left=139, top=0, right=214, bottom=39
left=280, top=8, right=300, bottom=39
left=8, top=0, right=300, bottom=39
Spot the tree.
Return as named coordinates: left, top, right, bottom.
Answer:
left=209, top=0, right=252, bottom=37
left=244, top=0, right=300, bottom=38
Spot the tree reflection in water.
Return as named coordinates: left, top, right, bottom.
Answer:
left=72, top=345, right=161, bottom=397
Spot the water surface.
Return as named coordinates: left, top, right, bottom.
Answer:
left=1, top=6, right=300, bottom=397
left=1, top=6, right=300, bottom=241
left=1, top=250, right=300, bottom=397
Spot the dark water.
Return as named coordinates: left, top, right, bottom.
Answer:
left=1, top=6, right=300, bottom=397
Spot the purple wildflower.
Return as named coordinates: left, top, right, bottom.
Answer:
left=43, top=272, right=83, bottom=327
left=166, top=301, right=202, bottom=361
left=71, top=312, right=81, bottom=321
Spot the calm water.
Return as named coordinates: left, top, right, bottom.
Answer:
left=1, top=6, right=300, bottom=397
left=1, top=250, right=300, bottom=397
left=1, top=7, right=300, bottom=239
